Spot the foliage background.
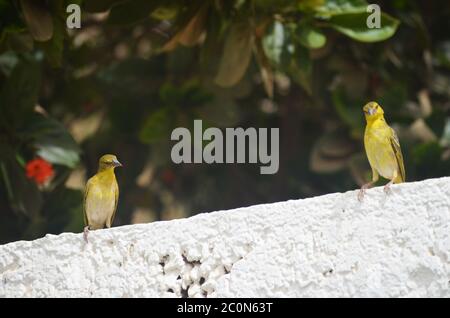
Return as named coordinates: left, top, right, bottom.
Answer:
left=0, top=0, right=449, bottom=244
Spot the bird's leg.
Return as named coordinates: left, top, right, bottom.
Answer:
left=358, top=182, right=374, bottom=201
left=83, top=226, right=90, bottom=243
left=384, top=170, right=398, bottom=194
left=358, top=169, right=379, bottom=201
left=384, top=180, right=393, bottom=194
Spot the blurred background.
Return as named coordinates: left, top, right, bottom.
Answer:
left=0, top=0, right=449, bottom=244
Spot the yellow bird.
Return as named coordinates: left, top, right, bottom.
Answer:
left=358, top=101, right=405, bottom=201
left=83, top=154, right=122, bottom=242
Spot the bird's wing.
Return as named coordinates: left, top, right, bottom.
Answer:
left=109, top=178, right=119, bottom=227
left=83, top=179, right=92, bottom=226
left=390, top=128, right=405, bottom=182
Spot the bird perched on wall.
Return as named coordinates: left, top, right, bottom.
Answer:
left=83, top=154, right=122, bottom=242
left=358, top=101, right=405, bottom=201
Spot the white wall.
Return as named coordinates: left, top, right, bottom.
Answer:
left=1, top=177, right=449, bottom=297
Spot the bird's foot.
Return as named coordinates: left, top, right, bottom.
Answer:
left=358, top=188, right=366, bottom=202
left=384, top=183, right=393, bottom=195
left=358, top=182, right=372, bottom=202
left=83, top=226, right=90, bottom=243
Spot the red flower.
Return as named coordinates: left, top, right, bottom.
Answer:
left=25, top=158, right=54, bottom=185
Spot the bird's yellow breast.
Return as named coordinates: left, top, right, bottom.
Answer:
left=364, top=119, right=398, bottom=180
left=84, top=170, right=118, bottom=230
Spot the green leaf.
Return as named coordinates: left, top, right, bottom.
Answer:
left=0, top=58, right=41, bottom=128
left=262, top=22, right=312, bottom=93
left=297, top=25, right=327, bottom=49
left=313, top=0, right=368, bottom=17
left=328, top=12, right=399, bottom=42
left=262, top=21, right=297, bottom=70
left=214, top=21, right=254, bottom=87
left=262, top=21, right=286, bottom=66
left=0, top=143, right=43, bottom=217
left=139, top=108, right=173, bottom=144
left=35, top=145, right=80, bottom=168
left=151, top=5, right=179, bottom=20
left=24, top=114, right=81, bottom=168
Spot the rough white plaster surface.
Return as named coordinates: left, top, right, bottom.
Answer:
left=1, top=177, right=450, bottom=298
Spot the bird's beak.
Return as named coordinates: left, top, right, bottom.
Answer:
left=367, top=108, right=376, bottom=116
left=113, top=159, right=122, bottom=167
